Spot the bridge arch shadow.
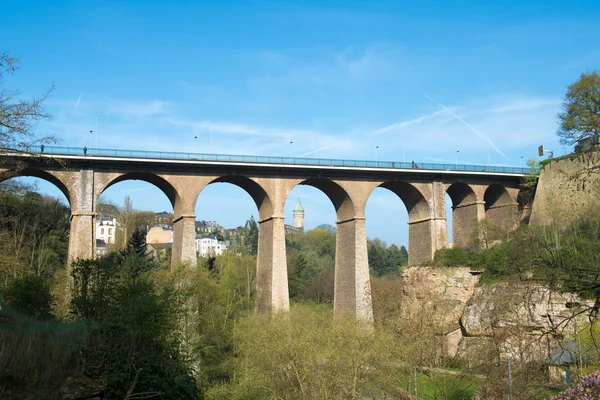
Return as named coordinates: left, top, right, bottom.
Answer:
left=484, top=184, right=516, bottom=236
left=366, top=181, right=431, bottom=266
left=445, top=182, right=478, bottom=248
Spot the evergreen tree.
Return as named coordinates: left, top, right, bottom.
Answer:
left=368, top=239, right=388, bottom=276
left=241, top=216, right=258, bottom=256
left=120, top=227, right=153, bottom=280
left=385, top=244, right=407, bottom=273
left=121, top=227, right=148, bottom=258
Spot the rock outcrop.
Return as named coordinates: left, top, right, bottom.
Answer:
left=396, top=267, right=590, bottom=362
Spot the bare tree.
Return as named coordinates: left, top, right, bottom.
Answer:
left=0, top=51, right=57, bottom=180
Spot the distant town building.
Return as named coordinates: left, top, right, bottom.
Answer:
left=293, top=198, right=305, bottom=231
left=196, top=236, right=228, bottom=257
left=96, top=239, right=109, bottom=257
left=196, top=220, right=224, bottom=235
left=96, top=214, right=117, bottom=245
left=153, top=211, right=173, bottom=227
left=146, top=226, right=173, bottom=244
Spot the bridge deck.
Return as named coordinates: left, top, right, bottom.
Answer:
left=9, top=145, right=528, bottom=176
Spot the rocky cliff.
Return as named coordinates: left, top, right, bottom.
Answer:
left=397, top=267, right=590, bottom=363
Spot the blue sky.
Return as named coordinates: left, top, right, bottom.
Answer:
left=3, top=1, right=600, bottom=247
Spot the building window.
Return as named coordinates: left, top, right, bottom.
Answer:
left=109, top=228, right=112, bottom=235
left=101, top=228, right=104, bottom=235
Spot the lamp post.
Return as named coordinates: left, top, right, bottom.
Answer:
left=455, top=150, right=459, bottom=169
left=376, top=145, right=379, bottom=166
left=194, top=136, right=197, bottom=154
left=89, top=130, right=93, bottom=151
left=289, top=141, right=293, bottom=158
left=520, top=156, right=524, bottom=168
left=209, top=124, right=213, bottom=154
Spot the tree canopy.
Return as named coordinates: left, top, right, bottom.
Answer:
left=557, top=71, right=600, bottom=147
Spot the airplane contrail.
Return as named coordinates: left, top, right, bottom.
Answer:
left=75, top=92, right=83, bottom=108
left=423, top=92, right=510, bottom=161
left=297, top=146, right=330, bottom=158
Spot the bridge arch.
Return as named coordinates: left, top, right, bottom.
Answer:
left=446, top=182, right=478, bottom=248
left=0, top=168, right=72, bottom=206
left=377, top=181, right=430, bottom=223
left=99, top=171, right=180, bottom=213
left=201, top=175, right=273, bottom=221
left=365, top=180, right=432, bottom=266
left=96, top=171, right=183, bottom=263
left=295, top=178, right=355, bottom=222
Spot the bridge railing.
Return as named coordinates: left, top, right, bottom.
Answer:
left=18, top=145, right=529, bottom=174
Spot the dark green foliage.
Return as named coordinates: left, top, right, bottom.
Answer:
left=85, top=280, right=197, bottom=399
left=71, top=258, right=199, bottom=399
left=237, top=216, right=258, bottom=255
left=120, top=227, right=148, bottom=258
left=368, top=240, right=408, bottom=276
left=432, top=247, right=473, bottom=268
left=4, top=275, right=52, bottom=320
left=70, top=258, right=119, bottom=321
left=120, top=227, right=153, bottom=281
left=286, top=229, right=336, bottom=303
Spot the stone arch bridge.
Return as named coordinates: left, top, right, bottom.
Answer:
left=0, top=147, right=527, bottom=322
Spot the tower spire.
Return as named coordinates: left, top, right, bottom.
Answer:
left=293, top=198, right=305, bottom=231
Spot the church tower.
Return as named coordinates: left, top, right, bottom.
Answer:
left=293, top=198, right=305, bottom=231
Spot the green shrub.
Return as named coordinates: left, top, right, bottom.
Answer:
left=4, top=276, right=53, bottom=320
left=211, top=304, right=399, bottom=399
left=71, top=258, right=199, bottom=399
left=432, top=247, right=474, bottom=267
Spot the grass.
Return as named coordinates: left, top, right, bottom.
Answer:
left=0, top=307, right=88, bottom=400
left=392, top=368, right=482, bottom=400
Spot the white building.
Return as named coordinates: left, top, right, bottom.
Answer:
left=196, top=236, right=228, bottom=257
left=96, top=214, right=117, bottom=245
